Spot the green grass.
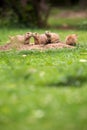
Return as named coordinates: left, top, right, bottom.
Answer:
left=48, top=8, right=87, bottom=29
left=48, top=17, right=87, bottom=29
left=0, top=28, right=87, bottom=130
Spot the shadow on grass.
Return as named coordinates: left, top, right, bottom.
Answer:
left=48, top=24, right=87, bottom=31
left=46, top=75, right=87, bottom=87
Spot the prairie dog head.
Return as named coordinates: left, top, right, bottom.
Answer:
left=45, top=31, right=51, bottom=37
left=24, top=32, right=32, bottom=44
left=32, top=32, right=39, bottom=38
left=32, top=33, right=40, bottom=44
left=25, top=32, right=32, bottom=39
left=65, top=34, right=78, bottom=46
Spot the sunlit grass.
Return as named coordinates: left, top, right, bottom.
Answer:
left=48, top=17, right=87, bottom=28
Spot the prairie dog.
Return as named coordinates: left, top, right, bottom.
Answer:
left=65, top=34, right=78, bottom=46
left=9, top=35, right=25, bottom=44
left=32, top=33, right=48, bottom=45
left=24, top=32, right=32, bottom=44
left=9, top=32, right=32, bottom=44
left=45, top=31, right=60, bottom=43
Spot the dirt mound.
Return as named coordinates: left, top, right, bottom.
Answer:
left=0, top=42, right=74, bottom=51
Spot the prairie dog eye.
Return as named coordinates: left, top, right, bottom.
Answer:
left=27, top=32, right=32, bottom=35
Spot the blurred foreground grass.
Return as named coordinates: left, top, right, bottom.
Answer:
left=0, top=28, right=87, bottom=130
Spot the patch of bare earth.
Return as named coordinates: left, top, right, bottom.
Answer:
left=53, top=10, right=87, bottom=18
left=0, top=42, right=74, bottom=51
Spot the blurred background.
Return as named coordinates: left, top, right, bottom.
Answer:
left=0, top=0, right=87, bottom=29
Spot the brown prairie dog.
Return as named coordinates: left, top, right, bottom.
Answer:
left=24, top=32, right=32, bottom=44
left=65, top=34, right=78, bottom=46
left=45, top=31, right=60, bottom=43
left=9, top=32, right=32, bottom=45
left=32, top=33, right=48, bottom=45
left=9, top=35, right=25, bottom=44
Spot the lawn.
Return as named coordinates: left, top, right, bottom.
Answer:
left=0, top=28, right=87, bottom=130
left=48, top=8, right=87, bottom=30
